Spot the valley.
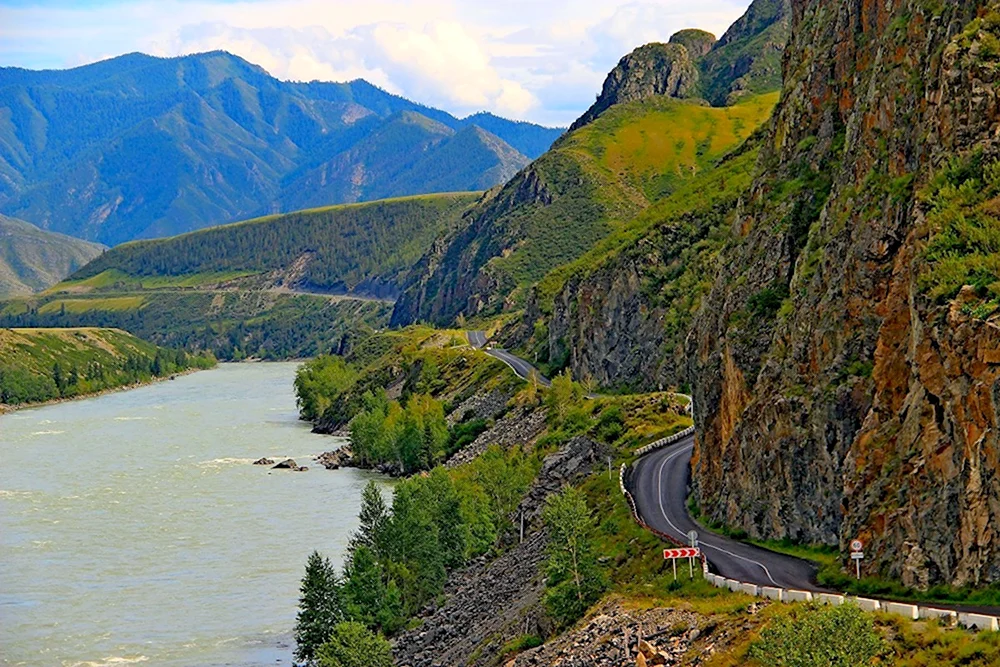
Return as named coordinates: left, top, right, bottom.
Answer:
left=4, top=0, right=1000, bottom=665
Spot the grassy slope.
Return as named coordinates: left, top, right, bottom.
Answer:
left=0, top=215, right=105, bottom=297
left=66, top=193, right=479, bottom=293
left=0, top=327, right=211, bottom=406
left=487, top=93, right=778, bottom=295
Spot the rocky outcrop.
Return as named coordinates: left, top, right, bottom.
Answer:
left=568, top=42, right=700, bottom=132
left=689, top=0, right=1000, bottom=587
left=507, top=598, right=738, bottom=666
left=669, top=29, right=717, bottom=59
left=445, top=407, right=547, bottom=469
left=445, top=389, right=514, bottom=427
left=272, top=458, right=307, bottom=471
left=314, top=447, right=353, bottom=470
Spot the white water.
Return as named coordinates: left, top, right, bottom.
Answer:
left=0, top=363, right=383, bottom=666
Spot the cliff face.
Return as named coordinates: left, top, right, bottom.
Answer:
left=690, top=0, right=1000, bottom=587
left=568, top=43, right=701, bottom=132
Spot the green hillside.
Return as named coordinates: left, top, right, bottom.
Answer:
left=65, top=192, right=478, bottom=295
left=0, top=214, right=105, bottom=297
left=0, top=327, right=213, bottom=407
left=391, top=92, right=778, bottom=325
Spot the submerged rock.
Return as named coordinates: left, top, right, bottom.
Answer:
left=272, top=458, right=298, bottom=470
left=253, top=457, right=274, bottom=466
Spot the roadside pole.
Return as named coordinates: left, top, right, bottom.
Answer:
left=851, top=539, right=864, bottom=579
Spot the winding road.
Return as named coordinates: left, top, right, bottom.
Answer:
left=468, top=331, right=551, bottom=387
left=466, top=331, right=1000, bottom=614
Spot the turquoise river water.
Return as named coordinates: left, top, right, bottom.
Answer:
left=0, top=363, right=384, bottom=667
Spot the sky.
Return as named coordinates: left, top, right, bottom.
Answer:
left=0, top=0, right=753, bottom=127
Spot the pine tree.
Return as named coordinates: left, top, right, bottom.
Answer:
left=347, top=482, right=389, bottom=561
left=294, top=551, right=343, bottom=664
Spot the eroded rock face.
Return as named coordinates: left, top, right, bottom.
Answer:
left=568, top=43, right=700, bottom=133
left=689, top=0, right=1000, bottom=586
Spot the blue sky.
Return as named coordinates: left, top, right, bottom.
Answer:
left=0, top=0, right=753, bottom=126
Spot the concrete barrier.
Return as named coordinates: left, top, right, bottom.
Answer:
left=785, top=590, right=813, bottom=602
left=884, top=602, right=920, bottom=620
left=918, top=607, right=957, bottom=624
left=759, top=586, right=784, bottom=601
left=958, top=613, right=1000, bottom=632
left=740, top=583, right=759, bottom=596
left=852, top=597, right=881, bottom=612
left=817, top=593, right=845, bottom=606
left=711, top=575, right=726, bottom=588
left=726, top=579, right=742, bottom=592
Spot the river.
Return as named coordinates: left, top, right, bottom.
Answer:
left=0, top=363, right=383, bottom=667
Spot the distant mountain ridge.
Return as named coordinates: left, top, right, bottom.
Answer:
left=0, top=51, right=563, bottom=245
left=0, top=214, right=104, bottom=297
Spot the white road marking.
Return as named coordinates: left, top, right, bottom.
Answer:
left=652, top=441, right=778, bottom=586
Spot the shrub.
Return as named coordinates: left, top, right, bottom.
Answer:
left=746, top=603, right=886, bottom=667
left=316, top=621, right=393, bottom=667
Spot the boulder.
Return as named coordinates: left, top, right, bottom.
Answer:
left=253, top=457, right=274, bottom=466
left=272, top=458, right=298, bottom=469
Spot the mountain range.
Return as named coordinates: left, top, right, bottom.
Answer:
left=0, top=52, right=562, bottom=245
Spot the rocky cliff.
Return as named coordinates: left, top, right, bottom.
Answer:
left=690, top=0, right=1000, bottom=587
left=568, top=42, right=702, bottom=132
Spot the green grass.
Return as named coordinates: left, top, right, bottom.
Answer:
left=484, top=94, right=777, bottom=301
left=37, top=296, right=146, bottom=314
left=52, top=269, right=260, bottom=293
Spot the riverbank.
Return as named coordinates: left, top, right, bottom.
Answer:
left=0, top=366, right=204, bottom=415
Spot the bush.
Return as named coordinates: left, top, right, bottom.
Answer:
left=746, top=603, right=886, bottom=667
left=316, top=621, right=393, bottom=667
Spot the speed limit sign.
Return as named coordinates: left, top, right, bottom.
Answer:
left=851, top=539, right=863, bottom=552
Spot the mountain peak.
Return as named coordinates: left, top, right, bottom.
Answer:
left=568, top=42, right=699, bottom=132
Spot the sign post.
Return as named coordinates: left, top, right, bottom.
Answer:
left=663, top=547, right=701, bottom=580
left=850, top=539, right=864, bottom=579
left=687, top=530, right=699, bottom=578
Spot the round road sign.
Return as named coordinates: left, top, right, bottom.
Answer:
left=687, top=530, right=699, bottom=547
left=851, top=539, right=863, bottom=552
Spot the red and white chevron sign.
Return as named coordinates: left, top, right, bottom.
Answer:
left=663, top=548, right=700, bottom=559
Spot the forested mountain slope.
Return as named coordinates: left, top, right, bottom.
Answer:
left=65, top=193, right=478, bottom=298
left=0, top=52, right=559, bottom=245
left=0, top=214, right=104, bottom=297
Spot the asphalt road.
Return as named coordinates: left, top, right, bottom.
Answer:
left=467, top=331, right=551, bottom=387
left=630, top=435, right=824, bottom=590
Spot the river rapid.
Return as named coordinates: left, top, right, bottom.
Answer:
left=0, top=363, right=383, bottom=667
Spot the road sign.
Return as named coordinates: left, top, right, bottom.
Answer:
left=851, top=539, right=863, bottom=552
left=850, top=542, right=864, bottom=579
left=664, top=547, right=701, bottom=580
left=687, top=530, right=699, bottom=547
left=850, top=552, right=864, bottom=560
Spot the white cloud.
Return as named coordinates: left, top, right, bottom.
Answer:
left=0, top=0, right=754, bottom=125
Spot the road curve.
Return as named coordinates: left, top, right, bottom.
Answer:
left=467, top=331, right=551, bottom=387
left=630, top=436, right=823, bottom=590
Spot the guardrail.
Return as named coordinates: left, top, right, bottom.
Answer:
left=703, top=573, right=1000, bottom=631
